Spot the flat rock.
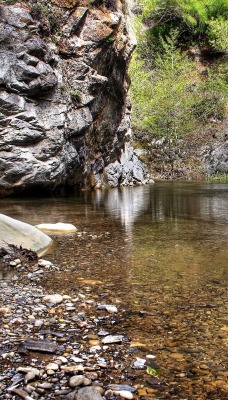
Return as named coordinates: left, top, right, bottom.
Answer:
left=113, top=390, right=134, bottom=399
left=102, top=335, right=124, bottom=344
left=133, top=357, right=146, bottom=369
left=36, top=222, right=77, bottom=233
left=106, top=305, right=118, bottom=313
left=108, top=384, right=136, bottom=393
left=0, top=213, right=52, bottom=256
left=67, top=386, right=104, bottom=400
left=43, top=294, right=63, bottom=304
left=22, top=340, right=58, bottom=353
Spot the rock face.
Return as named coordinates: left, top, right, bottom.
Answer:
left=0, top=213, right=52, bottom=255
left=204, top=141, right=228, bottom=175
left=0, top=1, right=148, bottom=196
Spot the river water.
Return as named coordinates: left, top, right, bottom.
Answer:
left=0, top=182, right=228, bottom=398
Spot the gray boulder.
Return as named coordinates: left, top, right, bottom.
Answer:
left=204, top=141, right=228, bottom=175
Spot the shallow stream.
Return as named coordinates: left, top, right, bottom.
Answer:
left=0, top=182, right=227, bottom=398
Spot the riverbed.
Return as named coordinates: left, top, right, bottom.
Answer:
left=0, top=182, right=228, bottom=399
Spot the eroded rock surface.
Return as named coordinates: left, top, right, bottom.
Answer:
left=0, top=1, right=148, bottom=196
left=204, top=140, right=228, bottom=175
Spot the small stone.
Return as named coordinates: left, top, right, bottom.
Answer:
left=17, top=367, right=40, bottom=377
left=108, top=385, right=136, bottom=393
left=47, top=369, right=55, bottom=375
left=130, top=342, right=147, bottom=348
left=37, top=382, right=53, bottom=389
left=88, top=340, right=100, bottom=346
left=92, top=386, right=104, bottom=395
left=113, top=390, right=134, bottom=399
left=24, top=370, right=37, bottom=383
left=38, top=259, right=53, bottom=267
left=43, top=294, right=63, bottom=304
left=46, top=363, right=59, bottom=371
left=56, top=356, right=68, bottom=364
left=0, top=307, right=10, bottom=314
left=62, top=365, right=85, bottom=373
left=133, top=358, right=146, bottom=369
left=106, top=305, right=118, bottom=313
left=146, top=354, right=156, bottom=359
left=97, top=304, right=118, bottom=313
left=69, top=375, right=85, bottom=388
left=71, top=386, right=103, bottom=400
left=34, top=319, right=43, bottom=327
left=90, top=345, right=101, bottom=353
left=23, top=340, right=58, bottom=353
left=191, top=367, right=210, bottom=375
left=98, top=330, right=109, bottom=336
left=9, top=261, right=17, bottom=267
left=102, top=335, right=124, bottom=344
left=220, top=326, right=228, bottom=332
left=169, top=353, right=185, bottom=360
left=36, top=223, right=77, bottom=233
left=83, top=378, right=91, bottom=386
left=70, top=356, right=85, bottom=363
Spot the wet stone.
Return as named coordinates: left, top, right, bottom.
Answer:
left=133, top=358, right=147, bottom=369
left=67, top=386, right=104, bottom=400
left=22, top=340, right=58, bottom=353
left=69, top=375, right=85, bottom=387
left=101, top=335, right=124, bottom=344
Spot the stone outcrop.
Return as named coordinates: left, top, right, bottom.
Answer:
left=0, top=0, right=149, bottom=196
left=204, top=140, right=228, bottom=175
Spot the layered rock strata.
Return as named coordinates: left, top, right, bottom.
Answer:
left=0, top=0, right=149, bottom=196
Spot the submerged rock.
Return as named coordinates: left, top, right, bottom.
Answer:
left=67, top=386, right=104, bottom=400
left=22, top=340, right=58, bottom=353
left=36, top=222, right=77, bottom=234
left=42, top=294, right=63, bottom=304
left=102, top=335, right=124, bottom=344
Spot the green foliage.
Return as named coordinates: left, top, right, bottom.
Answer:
left=208, top=18, right=228, bottom=52
left=128, top=1, right=228, bottom=176
left=206, top=173, right=228, bottom=182
left=194, top=67, right=228, bottom=122
left=137, top=0, right=228, bottom=54
left=70, top=90, right=83, bottom=102
left=31, top=2, right=58, bottom=32
left=130, top=31, right=198, bottom=140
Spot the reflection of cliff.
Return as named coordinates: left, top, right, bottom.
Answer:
left=93, top=186, right=149, bottom=233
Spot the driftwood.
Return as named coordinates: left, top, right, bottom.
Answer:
left=0, top=243, right=38, bottom=263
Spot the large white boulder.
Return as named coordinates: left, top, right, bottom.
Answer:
left=36, top=222, right=77, bottom=234
left=0, top=214, right=52, bottom=256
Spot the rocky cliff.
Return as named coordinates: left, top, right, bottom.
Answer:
left=0, top=0, right=149, bottom=196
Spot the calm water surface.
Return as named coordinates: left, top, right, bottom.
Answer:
left=0, top=182, right=227, bottom=397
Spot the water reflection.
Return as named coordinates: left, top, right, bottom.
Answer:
left=92, top=186, right=149, bottom=233
left=90, top=182, right=228, bottom=230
